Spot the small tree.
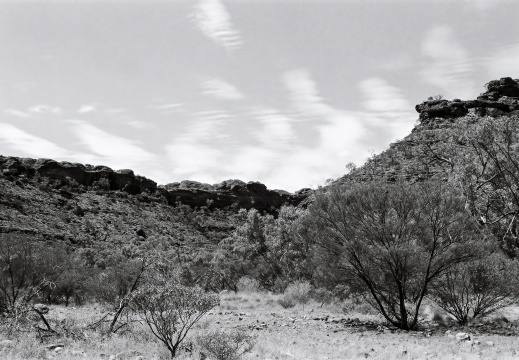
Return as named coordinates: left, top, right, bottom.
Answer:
left=130, top=283, right=219, bottom=358
left=0, top=234, right=64, bottom=312
left=430, top=253, right=519, bottom=324
left=310, top=181, right=485, bottom=330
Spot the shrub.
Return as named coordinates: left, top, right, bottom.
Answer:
left=197, top=327, right=256, bottom=360
left=130, top=283, right=219, bottom=358
left=236, top=276, right=260, bottom=293
left=278, top=297, right=296, bottom=309
left=278, top=281, right=311, bottom=309
left=311, top=288, right=333, bottom=307
left=430, top=254, right=518, bottom=325
left=309, top=181, right=487, bottom=330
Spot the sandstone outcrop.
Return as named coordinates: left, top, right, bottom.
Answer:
left=415, top=77, right=519, bottom=125
left=0, top=156, right=310, bottom=212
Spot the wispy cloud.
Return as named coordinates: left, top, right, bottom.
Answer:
left=28, top=104, right=63, bottom=115
left=420, top=25, right=475, bottom=99
left=0, top=123, right=73, bottom=159
left=150, top=103, right=183, bottom=115
left=252, top=108, right=295, bottom=149
left=202, top=78, right=245, bottom=100
left=359, top=78, right=411, bottom=112
left=485, top=42, right=519, bottom=80
left=191, top=0, right=242, bottom=51
left=78, top=104, right=96, bottom=113
left=126, top=120, right=150, bottom=129
left=3, top=109, right=32, bottom=119
left=165, top=112, right=229, bottom=183
left=68, top=120, right=156, bottom=172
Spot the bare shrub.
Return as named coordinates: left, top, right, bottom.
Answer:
left=130, top=283, right=219, bottom=358
left=430, top=254, right=518, bottom=325
left=278, top=281, right=311, bottom=309
left=197, top=327, right=256, bottom=360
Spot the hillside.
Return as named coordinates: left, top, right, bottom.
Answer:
left=335, top=77, right=519, bottom=185
left=0, top=156, right=310, bottom=291
left=2, top=77, right=519, bottom=253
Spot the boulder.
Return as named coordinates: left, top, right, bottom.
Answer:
left=455, top=332, right=470, bottom=341
left=33, top=303, right=49, bottom=314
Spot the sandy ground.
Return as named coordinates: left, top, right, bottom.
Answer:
left=1, top=291, right=519, bottom=359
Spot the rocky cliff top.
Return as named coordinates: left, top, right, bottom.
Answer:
left=335, top=77, right=519, bottom=186
left=415, top=77, right=519, bottom=126
left=0, top=156, right=310, bottom=212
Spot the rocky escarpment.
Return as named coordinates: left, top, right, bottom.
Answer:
left=416, top=77, right=519, bottom=125
left=0, top=156, right=309, bottom=212
left=335, top=77, right=519, bottom=186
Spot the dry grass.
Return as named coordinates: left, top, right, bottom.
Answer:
left=1, top=293, right=518, bottom=359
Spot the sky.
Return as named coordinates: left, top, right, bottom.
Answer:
left=0, top=0, right=518, bottom=191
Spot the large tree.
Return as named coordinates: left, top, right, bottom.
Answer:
left=310, top=181, right=487, bottom=330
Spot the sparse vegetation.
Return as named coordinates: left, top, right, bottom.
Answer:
left=4, top=79, right=519, bottom=357
left=197, top=327, right=256, bottom=360
left=130, top=282, right=219, bottom=358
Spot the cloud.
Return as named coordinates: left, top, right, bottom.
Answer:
left=420, top=25, right=475, bottom=99
left=3, top=109, right=32, bottom=118
left=191, top=0, right=242, bottom=51
left=202, top=78, right=245, bottom=100
left=78, top=104, right=95, bottom=113
left=283, top=68, right=364, bottom=139
left=485, top=42, right=519, bottom=80
left=126, top=121, right=150, bottom=129
left=68, top=120, right=156, bottom=172
left=0, top=123, right=73, bottom=159
left=359, top=78, right=411, bottom=112
left=252, top=108, right=295, bottom=149
left=28, top=104, right=63, bottom=115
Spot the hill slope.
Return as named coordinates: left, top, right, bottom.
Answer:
left=335, top=77, right=519, bottom=185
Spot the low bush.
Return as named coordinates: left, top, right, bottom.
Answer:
left=279, top=281, right=311, bottom=309
left=197, top=327, right=256, bottom=360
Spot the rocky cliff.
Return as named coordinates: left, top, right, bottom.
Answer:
left=335, top=77, right=519, bottom=186
left=0, top=156, right=310, bottom=212
left=415, top=77, right=519, bottom=125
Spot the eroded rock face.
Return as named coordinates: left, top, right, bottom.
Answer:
left=0, top=157, right=157, bottom=194
left=159, top=180, right=310, bottom=211
left=416, top=77, right=519, bottom=124
left=0, top=156, right=310, bottom=211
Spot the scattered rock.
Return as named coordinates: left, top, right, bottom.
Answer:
left=45, top=343, right=65, bottom=351
left=456, top=332, right=470, bottom=341
left=0, top=339, right=14, bottom=348
left=33, top=303, right=49, bottom=314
